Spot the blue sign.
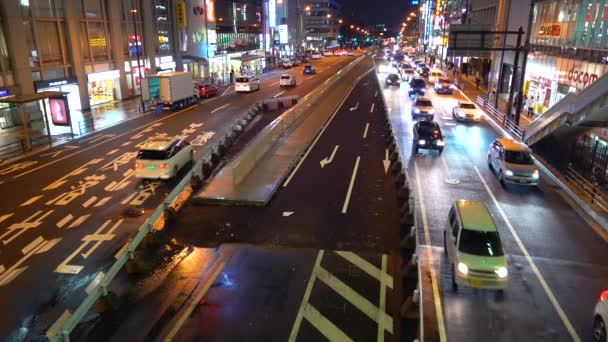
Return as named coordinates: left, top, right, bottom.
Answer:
left=411, top=0, right=419, bottom=4
left=0, top=88, right=8, bottom=97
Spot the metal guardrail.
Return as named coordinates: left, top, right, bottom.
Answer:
left=0, top=139, right=26, bottom=162
left=476, top=95, right=525, bottom=141
left=46, top=103, right=261, bottom=341
left=565, top=166, right=608, bottom=213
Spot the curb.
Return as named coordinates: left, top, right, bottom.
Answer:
left=456, top=87, right=608, bottom=233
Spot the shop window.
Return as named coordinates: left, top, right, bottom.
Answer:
left=0, top=24, right=8, bottom=73
left=37, top=21, right=63, bottom=65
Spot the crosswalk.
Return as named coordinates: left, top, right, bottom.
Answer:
left=289, top=250, right=394, bottom=342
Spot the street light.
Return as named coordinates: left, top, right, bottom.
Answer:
left=305, top=5, right=311, bottom=11
left=338, top=19, right=343, bottom=24
left=326, top=13, right=332, bottom=18
left=407, top=17, right=411, bottom=21
left=350, top=24, right=354, bottom=28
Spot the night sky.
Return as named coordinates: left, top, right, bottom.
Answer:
left=342, top=0, right=412, bottom=31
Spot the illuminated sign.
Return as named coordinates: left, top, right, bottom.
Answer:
left=206, top=0, right=215, bottom=22
left=269, top=0, right=276, bottom=27
left=176, top=1, right=186, bottom=28
left=87, top=70, right=120, bottom=83
left=49, top=97, right=70, bottom=126
left=192, top=6, right=204, bottom=16
left=0, top=88, right=8, bottom=97
left=208, top=29, right=217, bottom=44
left=279, top=24, right=288, bottom=44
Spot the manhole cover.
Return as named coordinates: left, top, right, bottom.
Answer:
left=444, top=178, right=460, bottom=185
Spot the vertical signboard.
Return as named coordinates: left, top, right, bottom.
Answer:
left=279, top=25, right=288, bottom=44
left=269, top=0, right=276, bottom=28
left=49, top=96, right=71, bottom=126
left=176, top=1, right=187, bottom=28
left=206, top=0, right=216, bottom=22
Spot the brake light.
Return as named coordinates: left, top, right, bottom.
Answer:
left=158, top=164, right=169, bottom=169
left=601, top=289, right=608, bottom=302
left=135, top=162, right=144, bottom=169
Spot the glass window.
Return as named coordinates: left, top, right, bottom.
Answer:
left=0, top=23, right=8, bottom=72
left=83, top=0, right=103, bottom=18
left=80, top=23, right=90, bottom=60
left=88, top=22, right=110, bottom=60
left=37, top=21, right=62, bottom=65
left=504, top=150, right=534, bottom=164
left=458, top=229, right=504, bottom=256
left=24, top=20, right=40, bottom=67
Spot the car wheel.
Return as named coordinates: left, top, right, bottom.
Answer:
left=451, top=265, right=458, bottom=291
left=443, top=232, right=447, bottom=256
left=498, top=170, right=505, bottom=186
left=594, top=316, right=606, bottom=342
left=487, top=155, right=493, bottom=170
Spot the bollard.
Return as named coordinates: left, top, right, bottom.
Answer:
left=211, top=149, right=221, bottom=164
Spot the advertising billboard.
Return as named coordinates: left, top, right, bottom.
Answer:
left=279, top=24, right=288, bottom=44
left=49, top=96, right=70, bottom=126
left=206, top=0, right=215, bottom=22
left=269, top=0, right=276, bottom=27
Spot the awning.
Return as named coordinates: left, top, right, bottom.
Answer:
left=0, top=91, right=66, bottom=104
left=231, top=55, right=264, bottom=63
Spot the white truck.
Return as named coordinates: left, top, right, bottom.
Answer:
left=141, top=71, right=199, bottom=111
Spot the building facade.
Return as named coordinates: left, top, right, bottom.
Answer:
left=303, top=0, right=342, bottom=50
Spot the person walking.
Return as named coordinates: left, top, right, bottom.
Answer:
left=475, top=76, right=480, bottom=89
left=229, top=69, right=235, bottom=84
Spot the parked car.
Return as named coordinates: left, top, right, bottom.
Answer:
left=279, top=74, right=297, bottom=87
left=444, top=200, right=508, bottom=291
left=197, top=84, right=218, bottom=98
left=487, top=138, right=540, bottom=186
left=408, top=76, right=427, bottom=96
left=452, top=101, right=481, bottom=121
left=594, top=289, right=608, bottom=342
left=411, top=97, right=435, bottom=120
left=135, top=137, right=193, bottom=180
left=292, top=58, right=302, bottom=66
left=413, top=119, right=444, bottom=154
left=303, top=64, right=316, bottom=75
left=282, top=60, right=294, bottom=69
left=235, top=75, right=261, bottom=93
left=385, top=74, right=401, bottom=88
left=434, top=77, right=454, bottom=94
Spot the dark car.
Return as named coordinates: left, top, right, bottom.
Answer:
left=303, top=64, right=316, bottom=75
left=420, top=66, right=430, bottom=78
left=434, top=77, right=454, bottom=94
left=197, top=84, right=218, bottom=98
left=413, top=119, right=445, bottom=154
left=385, top=74, right=401, bottom=88
left=408, top=76, right=426, bottom=96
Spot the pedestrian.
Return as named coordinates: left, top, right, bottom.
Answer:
left=229, top=69, right=234, bottom=84
left=475, top=76, right=480, bottom=89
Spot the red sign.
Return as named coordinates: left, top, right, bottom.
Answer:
left=49, top=97, right=70, bottom=126
left=567, top=67, right=599, bottom=87
left=206, top=0, right=215, bottom=22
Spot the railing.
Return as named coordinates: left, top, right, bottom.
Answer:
left=565, top=165, right=608, bottom=214
left=0, top=139, right=25, bottom=162
left=78, top=116, right=95, bottom=136
left=476, top=95, right=525, bottom=141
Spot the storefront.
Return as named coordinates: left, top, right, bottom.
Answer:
left=87, top=70, right=121, bottom=106
left=209, top=50, right=264, bottom=82
left=0, top=88, right=17, bottom=129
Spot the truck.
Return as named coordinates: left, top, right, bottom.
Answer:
left=141, top=71, right=199, bottom=111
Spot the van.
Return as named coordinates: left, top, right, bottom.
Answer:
left=444, top=200, right=508, bottom=291
left=234, top=75, right=260, bottom=93
left=429, top=69, right=443, bottom=83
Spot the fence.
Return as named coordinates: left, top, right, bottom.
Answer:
left=476, top=95, right=524, bottom=140
left=566, top=165, right=608, bottom=214
left=0, top=139, right=25, bottom=162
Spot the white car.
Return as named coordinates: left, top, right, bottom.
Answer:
left=235, top=75, right=261, bottom=92
left=347, top=51, right=354, bottom=56
left=311, top=52, right=323, bottom=59
left=452, top=101, right=480, bottom=121
left=279, top=74, right=297, bottom=87
left=402, top=68, right=416, bottom=82
left=411, top=97, right=435, bottom=120
left=595, top=290, right=608, bottom=342
left=323, top=51, right=333, bottom=57
left=487, top=138, right=540, bottom=186
left=281, top=60, right=294, bottom=69
left=135, top=137, right=193, bottom=180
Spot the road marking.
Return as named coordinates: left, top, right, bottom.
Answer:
left=68, top=214, right=90, bottom=229
left=383, top=149, right=390, bottom=174
left=316, top=265, right=393, bottom=333
left=0, top=236, right=62, bottom=286
left=164, top=260, right=226, bottom=341
left=303, top=303, right=354, bottom=342
left=341, top=156, right=361, bottom=214
left=350, top=102, right=359, bottom=111
left=335, top=251, right=393, bottom=288
left=320, top=145, right=339, bottom=168
left=289, top=250, right=324, bottom=342
left=82, top=196, right=97, bottom=208
left=0, top=213, right=14, bottom=224
left=221, top=85, right=234, bottom=97
left=443, top=122, right=456, bottom=126
left=378, top=254, right=388, bottom=342
left=94, top=196, right=112, bottom=207
left=473, top=165, right=581, bottom=342
left=440, top=156, right=451, bottom=177
left=106, top=149, right=119, bottom=155
left=375, top=90, right=378, bottom=97
left=210, top=103, right=230, bottom=113
left=270, top=81, right=279, bottom=86
left=413, top=161, right=447, bottom=342
left=56, top=214, right=73, bottom=228
left=363, top=122, right=369, bottom=138
left=283, top=211, right=294, bottom=217
left=273, top=91, right=286, bottom=98
left=120, top=141, right=132, bottom=147
left=370, top=103, right=375, bottom=113
left=20, top=195, right=43, bottom=207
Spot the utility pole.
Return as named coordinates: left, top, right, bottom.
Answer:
left=514, top=0, right=536, bottom=126
left=506, top=26, right=524, bottom=125
left=131, top=0, right=144, bottom=112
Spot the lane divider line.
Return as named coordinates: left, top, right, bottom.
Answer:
left=370, top=103, right=375, bottom=113
left=274, top=91, right=286, bottom=98
left=413, top=161, right=447, bottom=342
left=377, top=254, right=388, bottom=342
left=341, top=156, right=361, bottom=214
left=473, top=165, right=581, bottom=342
left=210, top=103, right=230, bottom=114
left=289, top=250, right=325, bottom=342
left=363, top=122, right=370, bottom=139
left=335, top=251, right=393, bottom=288
left=303, top=303, right=354, bottom=341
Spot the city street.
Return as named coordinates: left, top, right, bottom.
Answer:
left=158, top=69, right=407, bottom=341
left=376, top=57, right=608, bottom=341
left=0, top=55, right=359, bottom=340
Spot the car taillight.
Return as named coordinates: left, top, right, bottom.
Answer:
left=158, top=164, right=169, bottom=169
left=135, top=162, right=144, bottom=169
left=601, top=289, right=608, bottom=302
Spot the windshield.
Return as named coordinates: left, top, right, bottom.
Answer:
left=281, top=75, right=291, bottom=79
left=458, top=229, right=504, bottom=256
left=388, top=74, right=399, bottom=80
left=505, top=150, right=534, bottom=164
left=137, top=150, right=169, bottom=160
left=411, top=80, right=425, bottom=87
left=416, top=100, right=432, bottom=107
left=460, top=103, right=476, bottom=109
left=236, top=77, right=250, bottom=83
left=418, top=122, right=441, bottom=138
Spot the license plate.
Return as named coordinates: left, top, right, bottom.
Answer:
left=469, top=279, right=483, bottom=287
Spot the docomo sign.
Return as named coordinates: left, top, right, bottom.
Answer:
left=567, top=68, right=599, bottom=87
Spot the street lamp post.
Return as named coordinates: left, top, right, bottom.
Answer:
left=131, top=1, right=144, bottom=113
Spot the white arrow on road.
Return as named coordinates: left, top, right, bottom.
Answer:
left=282, top=211, right=294, bottom=217
left=320, top=145, right=339, bottom=168
left=349, top=102, right=359, bottom=111
left=383, top=149, right=390, bottom=174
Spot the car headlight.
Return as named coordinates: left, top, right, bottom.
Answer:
left=428, top=109, right=434, bottom=114
left=495, top=267, right=508, bottom=278
left=436, top=140, right=445, bottom=146
left=457, top=262, right=468, bottom=275
left=418, top=139, right=426, bottom=145
left=457, top=111, right=465, bottom=117
left=414, top=108, right=420, bottom=113
left=532, top=170, right=539, bottom=179
left=505, top=169, right=514, bottom=176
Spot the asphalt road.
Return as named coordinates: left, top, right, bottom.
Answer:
left=166, top=69, right=407, bottom=341
left=0, top=54, right=360, bottom=340
left=376, top=57, right=608, bottom=341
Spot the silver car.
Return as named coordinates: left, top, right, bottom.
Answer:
left=411, top=97, right=435, bottom=120
left=487, top=138, right=539, bottom=186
